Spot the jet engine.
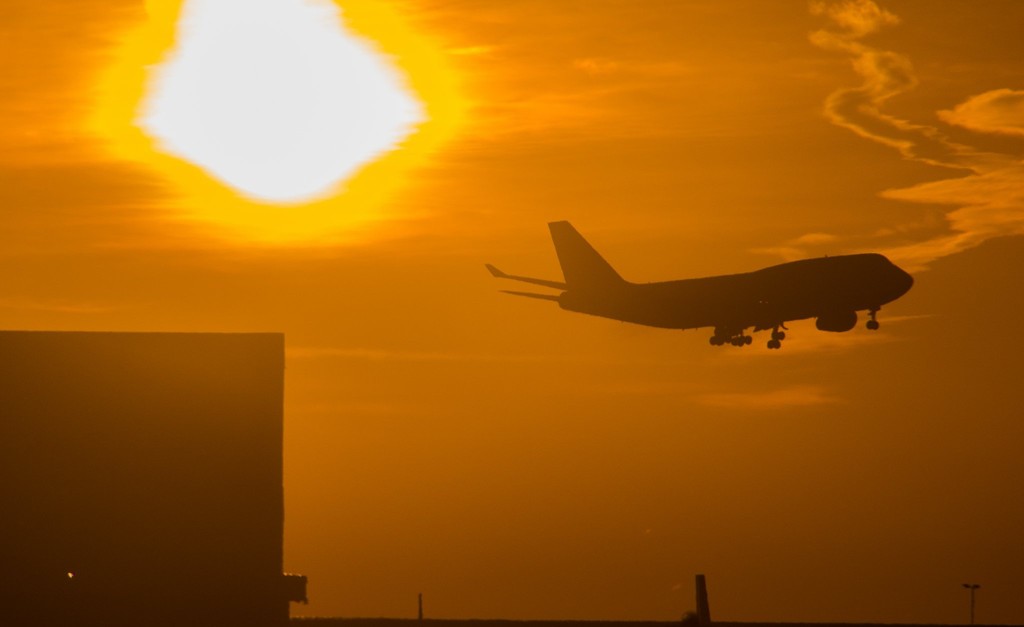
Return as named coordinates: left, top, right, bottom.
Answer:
left=815, top=310, right=857, bottom=332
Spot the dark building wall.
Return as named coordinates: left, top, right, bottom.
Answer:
left=0, top=331, right=287, bottom=627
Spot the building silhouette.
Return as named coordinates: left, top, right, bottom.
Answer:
left=0, top=331, right=305, bottom=627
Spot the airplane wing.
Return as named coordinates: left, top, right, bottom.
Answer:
left=485, top=264, right=567, bottom=290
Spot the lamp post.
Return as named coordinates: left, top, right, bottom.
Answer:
left=962, top=583, right=981, bottom=625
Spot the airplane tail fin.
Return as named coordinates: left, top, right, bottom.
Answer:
left=548, top=221, right=625, bottom=289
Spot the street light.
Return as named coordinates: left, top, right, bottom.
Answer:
left=962, top=583, right=981, bottom=625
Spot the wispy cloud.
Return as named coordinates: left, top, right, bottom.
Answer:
left=879, top=165, right=1024, bottom=270
left=290, top=399, right=416, bottom=416
left=695, top=384, right=840, bottom=409
left=752, top=231, right=841, bottom=260
left=810, top=0, right=899, bottom=38
left=808, top=0, right=965, bottom=167
left=793, top=232, right=840, bottom=246
left=810, top=0, right=1024, bottom=270
left=572, top=57, right=622, bottom=75
left=287, top=345, right=573, bottom=363
left=939, top=89, right=1024, bottom=138
left=446, top=45, right=497, bottom=57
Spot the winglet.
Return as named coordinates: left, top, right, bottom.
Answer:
left=485, top=263, right=508, bottom=278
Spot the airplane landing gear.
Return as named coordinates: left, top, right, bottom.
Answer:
left=710, top=328, right=751, bottom=347
left=767, top=325, right=786, bottom=350
left=711, top=325, right=787, bottom=349
left=866, top=308, right=880, bottom=330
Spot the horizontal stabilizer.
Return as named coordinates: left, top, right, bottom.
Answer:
left=485, top=264, right=567, bottom=290
left=500, top=290, right=561, bottom=302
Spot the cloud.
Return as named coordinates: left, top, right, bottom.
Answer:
left=288, top=346, right=493, bottom=361
left=751, top=246, right=808, bottom=262
left=695, top=384, right=839, bottom=410
left=939, top=89, right=1024, bottom=138
left=809, top=0, right=899, bottom=39
left=573, top=57, right=622, bottom=75
left=793, top=232, right=840, bottom=245
left=287, top=345, right=574, bottom=363
left=0, top=161, right=173, bottom=256
left=290, top=400, right=415, bottom=416
left=880, top=165, right=1024, bottom=269
left=809, top=3, right=966, bottom=168
left=808, top=1, right=1024, bottom=270
left=751, top=232, right=840, bottom=261
left=446, top=45, right=496, bottom=56
left=0, top=0, right=144, bottom=162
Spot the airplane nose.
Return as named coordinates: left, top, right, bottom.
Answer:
left=894, top=267, right=914, bottom=296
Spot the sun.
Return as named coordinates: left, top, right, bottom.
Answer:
left=92, top=0, right=463, bottom=244
left=141, top=0, right=424, bottom=205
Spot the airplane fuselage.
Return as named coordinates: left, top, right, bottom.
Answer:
left=557, top=253, right=913, bottom=334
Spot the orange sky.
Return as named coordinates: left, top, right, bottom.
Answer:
left=3, top=0, right=1024, bottom=622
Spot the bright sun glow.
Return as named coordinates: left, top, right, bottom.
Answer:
left=92, top=0, right=463, bottom=244
left=142, top=0, right=423, bottom=204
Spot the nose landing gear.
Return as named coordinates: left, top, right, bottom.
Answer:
left=866, top=308, right=880, bottom=330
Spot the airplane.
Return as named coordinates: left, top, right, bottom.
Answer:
left=486, top=221, right=914, bottom=349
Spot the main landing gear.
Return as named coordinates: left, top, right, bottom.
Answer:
left=709, top=325, right=786, bottom=349
left=866, top=308, right=880, bottom=331
left=709, top=332, right=752, bottom=347
left=709, top=326, right=752, bottom=346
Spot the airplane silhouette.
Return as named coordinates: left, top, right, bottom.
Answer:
left=487, top=221, right=914, bottom=349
